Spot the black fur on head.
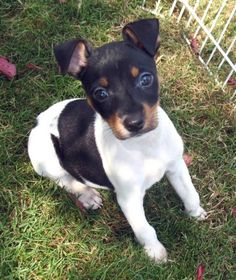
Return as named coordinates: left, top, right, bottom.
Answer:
left=54, top=18, right=161, bottom=140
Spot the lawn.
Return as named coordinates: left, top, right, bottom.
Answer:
left=0, top=0, right=235, bottom=279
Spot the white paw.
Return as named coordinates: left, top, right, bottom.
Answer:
left=144, top=242, right=168, bottom=263
left=186, top=206, right=207, bottom=221
left=78, top=188, right=103, bottom=210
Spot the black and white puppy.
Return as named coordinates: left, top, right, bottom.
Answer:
left=28, top=19, right=206, bottom=263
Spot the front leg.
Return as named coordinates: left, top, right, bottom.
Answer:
left=166, top=158, right=207, bottom=220
left=116, top=188, right=167, bottom=263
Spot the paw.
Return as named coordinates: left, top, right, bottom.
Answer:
left=186, top=206, right=207, bottom=221
left=144, top=242, right=168, bottom=263
left=78, top=188, right=103, bottom=210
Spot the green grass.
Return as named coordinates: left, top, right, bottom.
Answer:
left=0, top=0, right=235, bottom=279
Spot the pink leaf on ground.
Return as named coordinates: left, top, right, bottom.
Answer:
left=58, top=0, right=67, bottom=3
left=190, top=38, right=199, bottom=55
left=227, top=78, right=236, bottom=86
left=196, top=264, right=205, bottom=280
left=183, top=153, right=193, bottom=167
left=0, top=57, right=17, bottom=79
left=232, top=207, right=236, bottom=216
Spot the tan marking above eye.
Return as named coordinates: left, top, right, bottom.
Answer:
left=131, top=66, right=140, bottom=78
left=99, top=77, right=109, bottom=87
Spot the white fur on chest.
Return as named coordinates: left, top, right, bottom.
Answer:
left=94, top=106, right=184, bottom=192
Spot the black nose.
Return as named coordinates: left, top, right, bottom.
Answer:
left=123, top=116, right=144, bottom=132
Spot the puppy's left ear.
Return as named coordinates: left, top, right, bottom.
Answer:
left=122, top=18, right=160, bottom=57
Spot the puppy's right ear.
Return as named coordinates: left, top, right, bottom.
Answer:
left=54, top=39, right=92, bottom=78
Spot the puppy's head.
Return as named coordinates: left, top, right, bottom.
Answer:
left=54, top=18, right=160, bottom=140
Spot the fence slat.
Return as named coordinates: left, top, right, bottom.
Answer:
left=199, top=0, right=227, bottom=54
left=177, top=4, right=186, bottom=22
left=218, top=36, right=236, bottom=69
left=223, top=68, right=235, bottom=87
left=169, top=0, right=178, bottom=16
left=193, top=0, right=213, bottom=38
left=179, top=0, right=236, bottom=73
left=186, top=0, right=200, bottom=27
left=206, top=4, right=236, bottom=66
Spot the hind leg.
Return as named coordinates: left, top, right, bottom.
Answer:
left=28, top=126, right=102, bottom=210
left=58, top=175, right=103, bottom=210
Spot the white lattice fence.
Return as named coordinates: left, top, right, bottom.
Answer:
left=142, top=0, right=236, bottom=99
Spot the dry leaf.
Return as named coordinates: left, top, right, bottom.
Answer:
left=232, top=207, right=236, bottom=216
left=0, top=56, right=17, bottom=79
left=190, top=38, right=199, bottom=56
left=196, top=264, right=205, bottom=280
left=26, top=62, right=43, bottom=71
left=183, top=153, right=193, bottom=167
left=227, top=78, right=236, bottom=86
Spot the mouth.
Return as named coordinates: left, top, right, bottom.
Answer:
left=111, top=124, right=157, bottom=140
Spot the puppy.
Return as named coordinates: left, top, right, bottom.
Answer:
left=28, top=18, right=206, bottom=263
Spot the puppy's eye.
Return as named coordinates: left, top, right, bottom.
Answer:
left=138, top=72, right=153, bottom=88
left=93, top=88, right=109, bottom=102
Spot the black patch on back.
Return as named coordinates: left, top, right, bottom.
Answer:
left=53, top=99, right=113, bottom=189
left=51, top=134, right=62, bottom=160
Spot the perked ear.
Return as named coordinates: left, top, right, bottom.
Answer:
left=122, top=18, right=160, bottom=57
left=54, top=39, right=92, bottom=78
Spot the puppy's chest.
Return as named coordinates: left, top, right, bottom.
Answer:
left=104, top=143, right=167, bottom=190
left=142, top=156, right=166, bottom=186
left=132, top=156, right=166, bottom=189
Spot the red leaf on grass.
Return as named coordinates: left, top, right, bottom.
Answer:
left=227, top=78, right=236, bottom=86
left=58, top=0, right=67, bottom=3
left=190, top=38, right=199, bottom=55
left=183, top=153, right=193, bottom=167
left=67, top=193, right=87, bottom=213
left=196, top=264, right=205, bottom=280
left=232, top=207, right=236, bottom=216
left=26, top=63, right=42, bottom=71
left=0, top=56, right=17, bottom=79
